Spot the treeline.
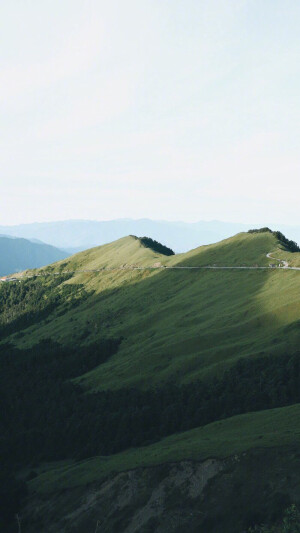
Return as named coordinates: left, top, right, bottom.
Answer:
left=0, top=339, right=121, bottom=465
left=0, top=275, right=88, bottom=338
left=1, top=341, right=300, bottom=469
left=273, top=231, right=300, bottom=253
left=139, top=236, right=175, bottom=256
left=248, top=227, right=273, bottom=234
left=1, top=340, right=300, bottom=528
left=248, top=228, right=300, bottom=252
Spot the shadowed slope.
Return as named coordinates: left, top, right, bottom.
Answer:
left=29, top=402, right=300, bottom=494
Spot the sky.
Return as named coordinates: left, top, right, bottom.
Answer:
left=0, top=0, right=299, bottom=225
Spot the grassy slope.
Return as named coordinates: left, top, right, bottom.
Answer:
left=273, top=248, right=300, bottom=267
left=5, top=231, right=300, bottom=499
left=8, top=232, right=300, bottom=390
left=43, top=235, right=168, bottom=270
left=168, top=231, right=273, bottom=267
left=30, top=402, right=300, bottom=494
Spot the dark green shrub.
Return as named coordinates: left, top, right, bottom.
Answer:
left=139, top=236, right=175, bottom=256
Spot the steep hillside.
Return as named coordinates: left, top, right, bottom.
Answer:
left=6, top=231, right=300, bottom=390
left=23, top=406, right=300, bottom=532
left=169, top=230, right=275, bottom=266
left=0, top=235, right=69, bottom=276
left=2, top=230, right=300, bottom=532
left=49, top=234, right=172, bottom=271
left=29, top=403, right=300, bottom=494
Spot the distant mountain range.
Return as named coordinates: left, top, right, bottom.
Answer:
left=1, top=218, right=300, bottom=253
left=0, top=235, right=69, bottom=276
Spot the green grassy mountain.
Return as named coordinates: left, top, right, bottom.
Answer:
left=11, top=231, right=300, bottom=390
left=2, top=230, right=300, bottom=532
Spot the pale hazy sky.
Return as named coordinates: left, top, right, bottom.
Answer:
left=1, top=1, right=299, bottom=225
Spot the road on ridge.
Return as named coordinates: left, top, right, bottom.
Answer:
left=2, top=253, right=300, bottom=283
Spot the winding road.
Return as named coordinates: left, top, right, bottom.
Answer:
left=266, top=252, right=300, bottom=271
left=266, top=252, right=289, bottom=268
left=1, top=252, right=300, bottom=283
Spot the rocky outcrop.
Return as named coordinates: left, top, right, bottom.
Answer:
left=22, top=448, right=300, bottom=533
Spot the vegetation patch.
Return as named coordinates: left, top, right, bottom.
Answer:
left=248, top=227, right=273, bottom=234
left=1, top=341, right=300, bottom=473
left=0, top=275, right=88, bottom=338
left=248, top=228, right=300, bottom=252
left=138, top=236, right=175, bottom=256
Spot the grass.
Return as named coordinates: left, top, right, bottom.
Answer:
left=168, top=231, right=275, bottom=267
left=7, top=231, right=300, bottom=390
left=5, top=231, right=300, bottom=505
left=29, top=402, right=300, bottom=494
left=44, top=235, right=169, bottom=270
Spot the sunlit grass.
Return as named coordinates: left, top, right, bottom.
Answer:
left=8, top=232, right=300, bottom=391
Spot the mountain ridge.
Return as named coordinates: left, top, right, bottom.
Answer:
left=5, top=230, right=300, bottom=389
left=1, top=218, right=300, bottom=253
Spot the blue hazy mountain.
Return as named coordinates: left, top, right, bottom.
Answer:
left=0, top=235, right=70, bottom=276
left=0, top=219, right=299, bottom=253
